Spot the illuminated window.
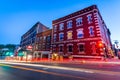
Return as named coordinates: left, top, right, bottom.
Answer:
left=89, top=27, right=94, bottom=36
left=87, top=14, right=92, bottom=24
left=76, top=17, right=82, bottom=26
left=77, top=29, right=84, bottom=38
left=59, top=33, right=64, bottom=41
left=67, top=31, right=72, bottom=39
left=59, top=23, right=64, bottom=31
left=67, top=20, right=72, bottom=29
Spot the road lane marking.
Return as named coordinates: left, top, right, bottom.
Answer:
left=1, top=61, right=120, bottom=76
left=0, top=64, right=87, bottom=80
left=42, top=68, right=48, bottom=70
left=0, top=61, right=94, bottom=73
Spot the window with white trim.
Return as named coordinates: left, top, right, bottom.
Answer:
left=87, top=14, right=92, bottom=24
left=53, top=25, right=57, bottom=32
left=89, top=27, right=94, bottom=36
left=67, top=20, right=72, bottom=29
left=53, top=34, right=56, bottom=42
left=68, top=45, right=73, bottom=52
left=44, top=36, right=46, bottom=41
left=59, top=23, right=64, bottom=31
left=78, top=44, right=85, bottom=52
left=76, top=17, right=82, bottom=26
left=67, top=31, right=72, bottom=39
left=77, top=29, right=84, bottom=38
left=59, top=33, right=64, bottom=41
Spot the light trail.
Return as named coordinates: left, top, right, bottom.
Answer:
left=0, top=63, right=87, bottom=80
left=0, top=61, right=94, bottom=73
left=1, top=61, right=120, bottom=76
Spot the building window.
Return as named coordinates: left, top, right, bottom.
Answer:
left=78, top=44, right=85, bottom=52
left=38, top=44, right=41, bottom=50
left=36, top=37, right=40, bottom=42
left=42, top=43, right=44, bottom=49
left=59, top=33, right=64, bottom=41
left=89, top=26, right=94, bottom=36
left=59, top=23, right=64, bottom=31
left=68, top=45, right=73, bottom=52
left=67, top=20, right=72, bottom=29
left=39, top=37, right=42, bottom=41
left=59, top=45, right=63, bottom=52
left=46, top=43, right=50, bottom=50
left=46, top=35, right=51, bottom=42
left=53, top=25, right=57, bottom=32
left=87, top=14, right=92, bottom=24
left=52, top=45, right=56, bottom=52
left=53, top=34, right=56, bottom=42
left=44, top=36, right=46, bottom=41
left=77, top=29, right=84, bottom=38
left=76, top=17, right=82, bottom=26
left=67, top=31, right=72, bottom=39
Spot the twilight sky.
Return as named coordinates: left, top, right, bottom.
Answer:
left=0, top=0, right=120, bottom=44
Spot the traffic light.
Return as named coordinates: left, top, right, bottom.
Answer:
left=98, top=42, right=104, bottom=48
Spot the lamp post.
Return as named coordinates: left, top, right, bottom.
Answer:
left=114, top=40, right=119, bottom=57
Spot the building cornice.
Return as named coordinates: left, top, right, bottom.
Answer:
left=52, top=5, right=98, bottom=25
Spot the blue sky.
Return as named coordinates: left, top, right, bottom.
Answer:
left=0, top=0, right=120, bottom=44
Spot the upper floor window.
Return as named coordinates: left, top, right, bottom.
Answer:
left=59, top=33, right=64, bottom=41
left=53, top=34, right=57, bottom=42
left=67, top=31, right=73, bottom=39
left=46, top=35, right=51, bottom=42
left=76, top=17, right=82, bottom=26
left=40, top=37, right=42, bottom=41
left=59, top=23, right=64, bottom=31
left=89, top=26, right=94, bottom=36
left=77, top=29, right=84, bottom=38
left=44, top=36, right=46, bottom=40
left=67, top=20, right=72, bottom=29
left=53, top=25, right=57, bottom=32
left=87, top=14, right=92, bottom=24
left=36, top=37, right=40, bottom=42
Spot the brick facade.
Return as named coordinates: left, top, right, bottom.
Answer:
left=35, top=29, right=52, bottom=51
left=52, top=5, right=112, bottom=58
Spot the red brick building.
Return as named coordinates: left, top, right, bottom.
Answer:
left=52, top=5, right=112, bottom=59
left=34, top=29, right=52, bottom=59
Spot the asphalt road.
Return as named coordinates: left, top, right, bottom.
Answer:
left=0, top=61, right=120, bottom=80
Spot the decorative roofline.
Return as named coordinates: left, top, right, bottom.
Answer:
left=53, top=5, right=98, bottom=23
